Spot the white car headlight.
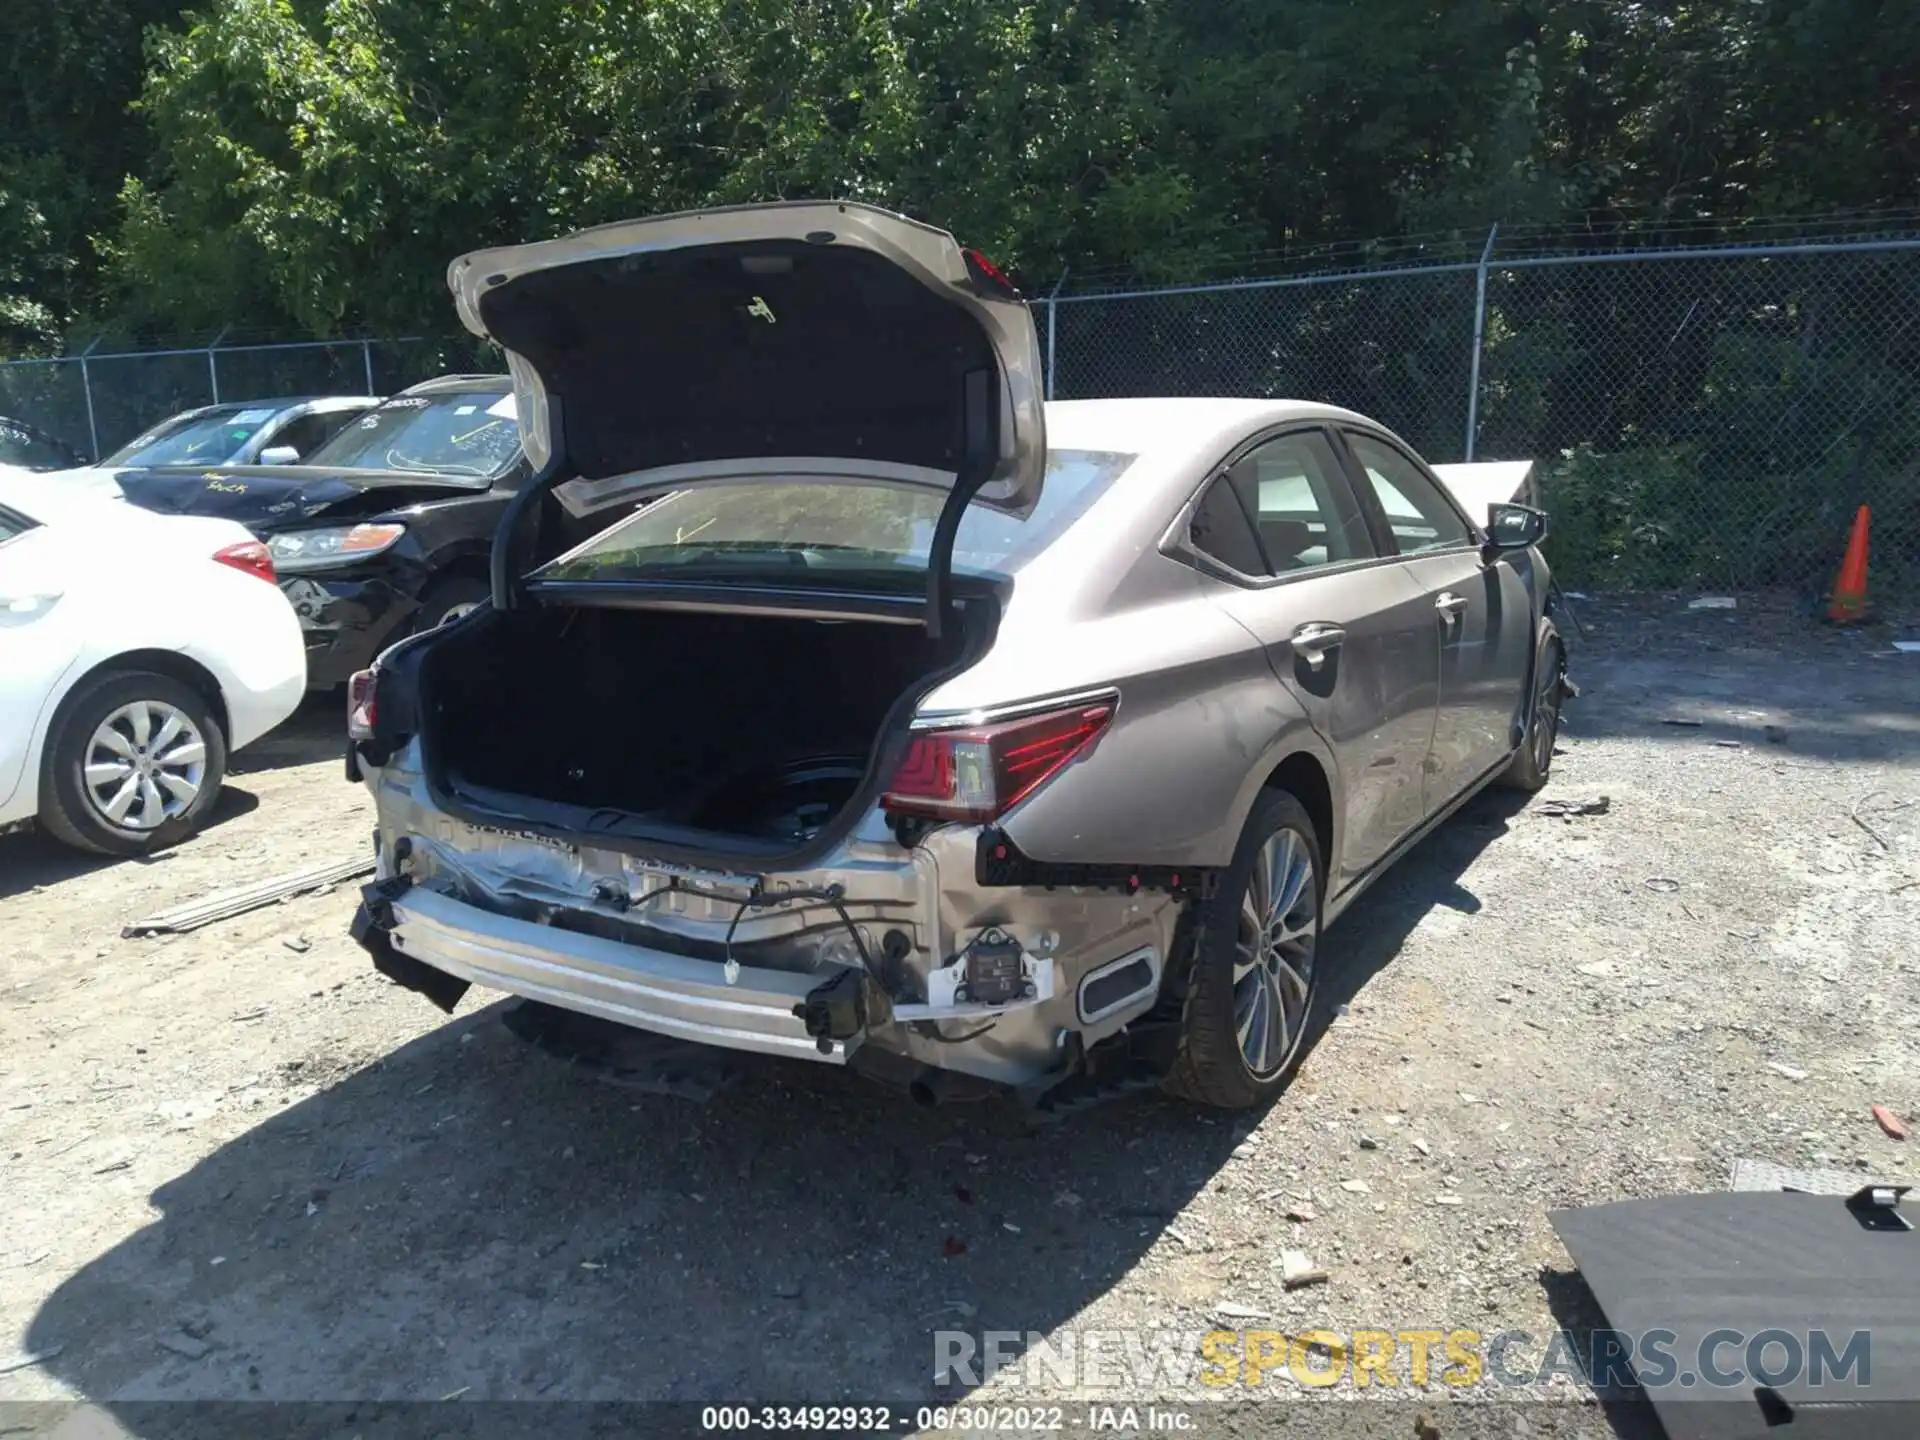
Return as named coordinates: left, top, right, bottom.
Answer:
left=267, top=523, right=406, bottom=573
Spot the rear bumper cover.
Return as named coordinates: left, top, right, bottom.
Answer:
left=360, top=883, right=855, bottom=1063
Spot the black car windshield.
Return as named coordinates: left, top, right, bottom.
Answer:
left=304, top=390, right=521, bottom=480
left=0, top=418, right=80, bottom=471
left=105, top=405, right=271, bottom=467
left=533, top=450, right=1137, bottom=583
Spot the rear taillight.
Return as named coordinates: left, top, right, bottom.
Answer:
left=347, top=669, right=377, bottom=741
left=881, top=702, right=1113, bottom=823
left=213, top=540, right=276, bottom=583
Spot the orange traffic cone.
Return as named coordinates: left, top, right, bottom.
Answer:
left=1826, top=504, right=1871, bottom=624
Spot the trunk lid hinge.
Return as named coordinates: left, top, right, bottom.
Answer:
left=925, top=368, right=999, bottom=639
left=490, top=394, right=568, bottom=613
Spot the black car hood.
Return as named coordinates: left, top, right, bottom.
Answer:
left=111, top=464, right=489, bottom=530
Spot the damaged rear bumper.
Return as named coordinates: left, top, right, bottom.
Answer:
left=355, top=882, right=858, bottom=1063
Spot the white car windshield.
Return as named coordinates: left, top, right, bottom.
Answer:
left=533, top=450, right=1136, bottom=582
left=104, top=406, right=274, bottom=467
left=305, top=391, right=521, bottom=480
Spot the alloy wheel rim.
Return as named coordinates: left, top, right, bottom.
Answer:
left=83, top=700, right=207, bottom=831
left=1231, top=827, right=1317, bottom=1078
left=1532, top=651, right=1562, bottom=774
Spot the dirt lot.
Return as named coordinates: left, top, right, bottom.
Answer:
left=3, top=597, right=1917, bottom=1436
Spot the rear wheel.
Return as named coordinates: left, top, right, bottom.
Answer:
left=38, top=670, right=228, bottom=855
left=1163, top=790, right=1324, bottom=1110
left=1499, top=631, right=1564, bottom=793
left=412, top=576, right=490, bottom=634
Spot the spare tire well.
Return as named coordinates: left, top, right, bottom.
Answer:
left=55, top=651, right=229, bottom=742
left=1262, top=752, right=1333, bottom=875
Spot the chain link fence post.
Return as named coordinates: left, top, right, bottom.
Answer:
left=1463, top=224, right=1498, bottom=462
left=1044, top=270, right=1069, bottom=401
left=79, top=338, right=102, bottom=460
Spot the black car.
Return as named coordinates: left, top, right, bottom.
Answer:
left=112, top=375, right=529, bottom=687
left=0, top=415, right=88, bottom=471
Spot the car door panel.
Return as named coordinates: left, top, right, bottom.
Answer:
left=0, top=526, right=81, bottom=813
left=1340, top=428, right=1534, bottom=812
left=1181, top=427, right=1443, bottom=891
left=1396, top=551, right=1533, bottom=797
left=1210, top=565, right=1438, bottom=888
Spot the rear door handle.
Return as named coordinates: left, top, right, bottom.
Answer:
left=1291, top=622, right=1347, bottom=671
left=1436, top=592, right=1469, bottom=622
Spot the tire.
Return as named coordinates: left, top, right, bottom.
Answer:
left=412, top=576, right=490, bottom=634
left=1163, top=789, right=1325, bottom=1110
left=38, top=669, right=228, bottom=856
left=1498, top=629, right=1565, bottom=793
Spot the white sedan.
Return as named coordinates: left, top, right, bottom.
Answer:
left=0, top=472, right=307, bottom=854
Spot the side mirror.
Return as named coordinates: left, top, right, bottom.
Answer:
left=257, top=445, right=301, bottom=466
left=1483, top=502, right=1547, bottom=557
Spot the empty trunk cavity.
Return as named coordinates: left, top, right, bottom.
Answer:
left=419, top=602, right=986, bottom=855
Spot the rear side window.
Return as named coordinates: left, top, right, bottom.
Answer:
left=1346, top=432, right=1471, bottom=554
left=1228, top=430, right=1371, bottom=572
left=1187, top=477, right=1266, bottom=576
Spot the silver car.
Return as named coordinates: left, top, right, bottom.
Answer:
left=345, top=202, right=1569, bottom=1110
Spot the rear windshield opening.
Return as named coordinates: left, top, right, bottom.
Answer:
left=532, top=449, right=1135, bottom=584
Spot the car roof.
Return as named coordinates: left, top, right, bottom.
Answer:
left=162, top=396, right=378, bottom=418
left=397, top=373, right=513, bottom=396
left=1043, top=397, right=1380, bottom=461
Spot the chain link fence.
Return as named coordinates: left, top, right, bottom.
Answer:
left=1045, top=235, right=1920, bottom=596
left=4, top=232, right=1916, bottom=594
left=0, top=334, right=492, bottom=464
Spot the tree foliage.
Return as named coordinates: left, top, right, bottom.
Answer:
left=2, top=0, right=1916, bottom=347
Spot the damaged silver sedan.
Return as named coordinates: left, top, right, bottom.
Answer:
left=346, top=201, right=1569, bottom=1110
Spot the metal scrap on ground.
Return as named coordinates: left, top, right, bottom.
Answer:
left=121, top=856, right=375, bottom=937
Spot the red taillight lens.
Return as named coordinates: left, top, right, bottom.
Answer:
left=963, top=247, right=1019, bottom=298
left=881, top=703, right=1113, bottom=823
left=347, top=669, right=377, bottom=741
left=213, top=540, right=276, bottom=583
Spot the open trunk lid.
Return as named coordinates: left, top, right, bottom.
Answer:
left=447, top=201, right=1046, bottom=520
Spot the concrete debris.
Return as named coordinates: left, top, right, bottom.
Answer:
left=1537, top=796, right=1610, bottom=820
left=281, top=935, right=311, bottom=954
left=1338, top=1179, right=1371, bottom=1194
left=1280, top=1250, right=1328, bottom=1289
left=1766, top=1061, right=1810, bottom=1082
left=1213, top=1300, right=1270, bottom=1320
left=1285, top=1203, right=1316, bottom=1224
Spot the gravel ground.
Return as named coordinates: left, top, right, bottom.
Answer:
left=2, top=597, right=1916, bottom=1438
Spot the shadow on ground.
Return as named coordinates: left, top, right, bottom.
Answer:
left=0, top=786, right=261, bottom=903
left=23, top=791, right=1527, bottom=1416
left=1558, top=595, right=1920, bottom=764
